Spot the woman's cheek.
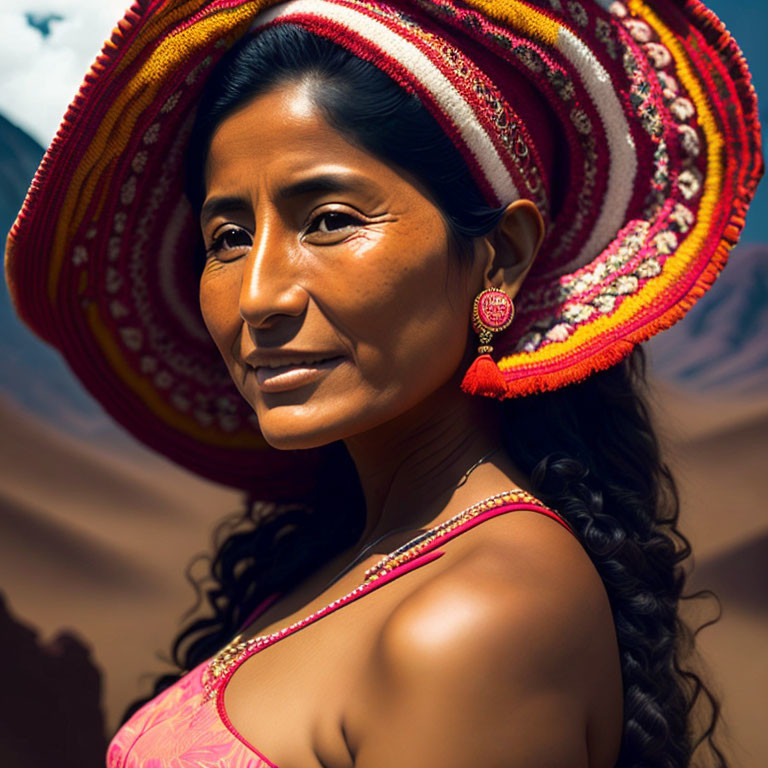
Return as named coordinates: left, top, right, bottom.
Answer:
left=339, top=264, right=467, bottom=390
left=199, top=263, right=243, bottom=356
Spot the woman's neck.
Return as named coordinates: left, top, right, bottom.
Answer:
left=344, top=382, right=526, bottom=549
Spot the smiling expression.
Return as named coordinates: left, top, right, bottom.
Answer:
left=199, top=80, right=482, bottom=450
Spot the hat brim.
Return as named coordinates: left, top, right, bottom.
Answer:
left=4, top=0, right=763, bottom=494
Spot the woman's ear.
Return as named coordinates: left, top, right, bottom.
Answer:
left=478, top=199, right=545, bottom=299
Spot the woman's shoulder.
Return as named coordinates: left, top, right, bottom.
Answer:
left=343, top=507, right=623, bottom=766
left=380, top=505, right=613, bottom=675
left=389, top=497, right=599, bottom=627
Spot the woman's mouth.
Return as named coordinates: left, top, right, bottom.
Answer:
left=253, top=356, right=346, bottom=393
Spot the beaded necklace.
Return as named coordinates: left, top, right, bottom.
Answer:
left=203, top=487, right=544, bottom=698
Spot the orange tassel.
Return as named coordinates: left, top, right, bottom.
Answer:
left=460, top=353, right=508, bottom=399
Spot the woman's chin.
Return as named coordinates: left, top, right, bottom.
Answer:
left=254, top=398, right=391, bottom=451
left=260, top=432, right=337, bottom=452
left=255, top=413, right=352, bottom=452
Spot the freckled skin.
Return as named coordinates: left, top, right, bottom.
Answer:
left=200, top=82, right=479, bottom=452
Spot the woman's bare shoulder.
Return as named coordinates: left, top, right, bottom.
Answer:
left=343, top=509, right=622, bottom=767
left=376, top=508, right=618, bottom=690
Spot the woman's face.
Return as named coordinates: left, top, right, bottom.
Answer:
left=199, top=80, right=481, bottom=450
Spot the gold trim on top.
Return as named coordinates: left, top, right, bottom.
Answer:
left=202, top=488, right=548, bottom=699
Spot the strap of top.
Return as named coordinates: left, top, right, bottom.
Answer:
left=236, top=494, right=573, bottom=633
left=362, top=491, right=575, bottom=584
left=207, top=495, right=574, bottom=701
left=238, top=593, right=283, bottom=633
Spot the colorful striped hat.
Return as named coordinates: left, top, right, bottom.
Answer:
left=4, top=0, right=763, bottom=494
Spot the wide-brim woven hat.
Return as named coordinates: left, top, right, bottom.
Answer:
left=4, top=0, right=763, bottom=495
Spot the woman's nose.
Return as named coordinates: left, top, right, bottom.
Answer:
left=238, top=221, right=308, bottom=328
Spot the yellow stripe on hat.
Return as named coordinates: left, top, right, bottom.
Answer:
left=86, top=302, right=269, bottom=448
left=110, top=0, right=207, bottom=77
left=463, top=0, right=561, bottom=45
left=498, top=0, right=725, bottom=372
left=48, top=1, right=273, bottom=302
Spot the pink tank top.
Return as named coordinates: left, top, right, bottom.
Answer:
left=107, top=498, right=574, bottom=767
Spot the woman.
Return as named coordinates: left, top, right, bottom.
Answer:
left=4, top=0, right=762, bottom=766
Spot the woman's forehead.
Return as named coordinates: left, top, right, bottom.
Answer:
left=203, top=86, right=430, bottom=211
left=205, top=85, right=336, bottom=166
left=205, top=86, right=367, bottom=181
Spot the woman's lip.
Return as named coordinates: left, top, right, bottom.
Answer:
left=253, top=357, right=345, bottom=393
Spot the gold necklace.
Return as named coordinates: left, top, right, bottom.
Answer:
left=202, top=487, right=545, bottom=699
left=316, top=446, right=501, bottom=596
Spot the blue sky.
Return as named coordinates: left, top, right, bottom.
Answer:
left=705, top=0, right=768, bottom=242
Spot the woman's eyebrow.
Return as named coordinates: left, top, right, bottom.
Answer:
left=275, top=172, right=374, bottom=200
left=200, top=173, right=378, bottom=226
left=200, top=195, right=251, bottom=226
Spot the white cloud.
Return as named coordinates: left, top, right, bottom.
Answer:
left=0, top=1, right=132, bottom=146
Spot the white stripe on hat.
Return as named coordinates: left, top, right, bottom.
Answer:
left=556, top=28, right=637, bottom=267
left=250, top=0, right=520, bottom=205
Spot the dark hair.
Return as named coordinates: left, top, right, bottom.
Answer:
left=125, top=25, right=726, bottom=766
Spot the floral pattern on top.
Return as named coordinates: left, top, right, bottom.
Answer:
left=107, top=659, right=275, bottom=768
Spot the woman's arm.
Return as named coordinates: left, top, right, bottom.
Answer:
left=345, top=514, right=622, bottom=767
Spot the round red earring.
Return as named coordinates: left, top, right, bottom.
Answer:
left=460, top=287, right=514, bottom=399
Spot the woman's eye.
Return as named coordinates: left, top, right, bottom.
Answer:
left=306, top=211, right=362, bottom=235
left=207, top=227, right=252, bottom=257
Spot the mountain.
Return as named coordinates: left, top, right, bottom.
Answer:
left=0, top=112, right=126, bottom=444
left=646, top=244, right=768, bottom=396
left=0, top=112, right=44, bottom=236
left=0, top=393, right=241, bottom=732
